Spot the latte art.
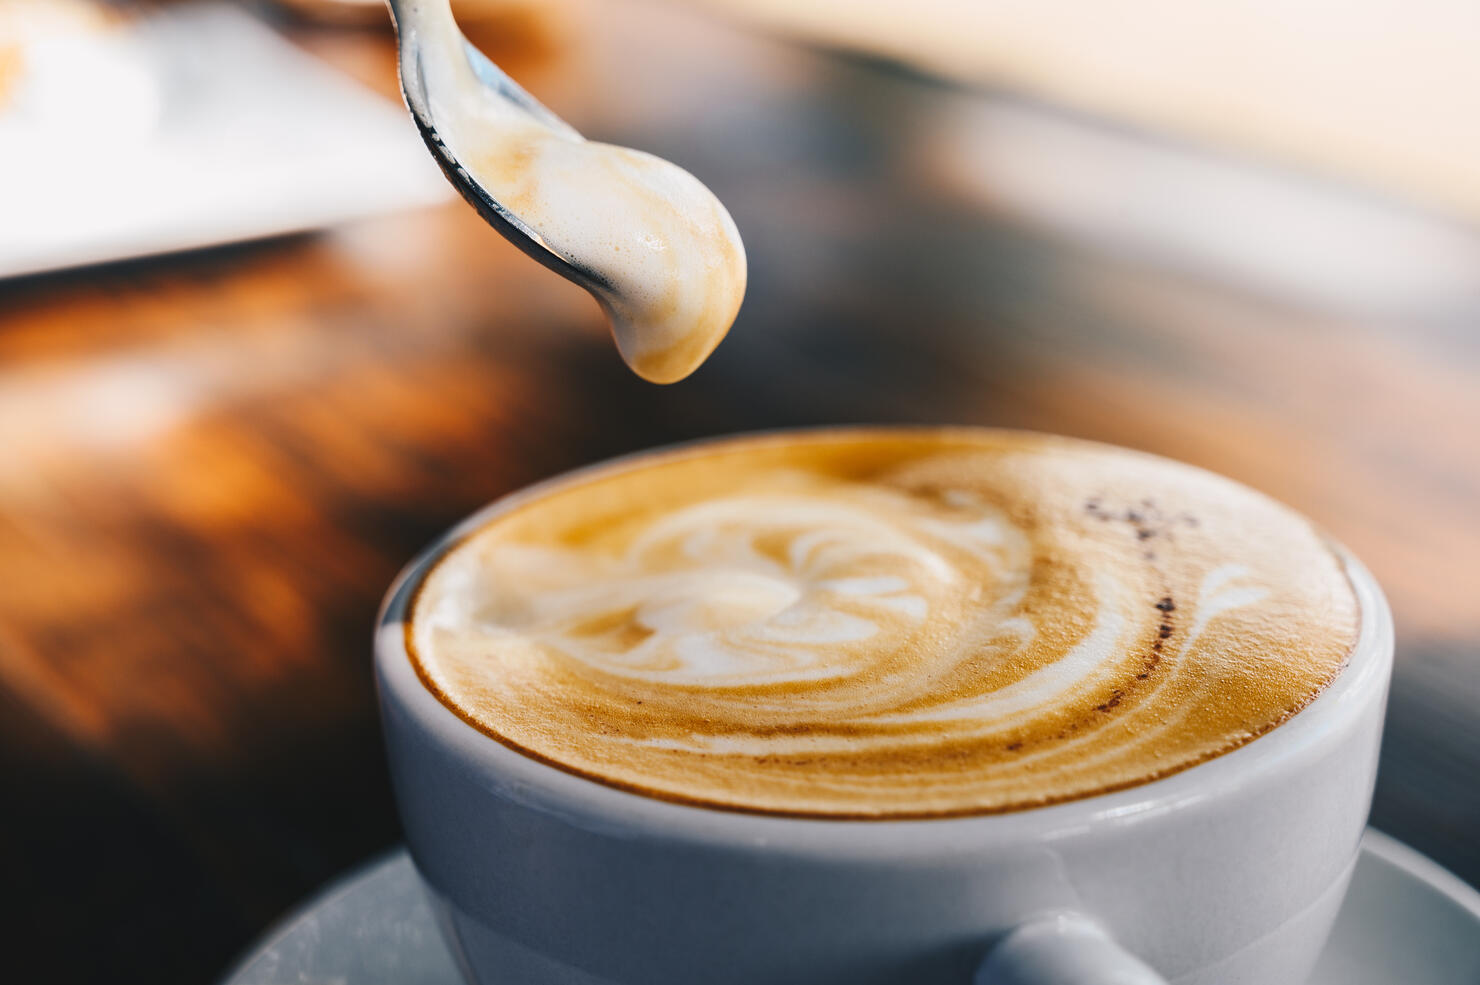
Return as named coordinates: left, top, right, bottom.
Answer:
left=410, top=430, right=1360, bottom=816
left=452, top=491, right=1014, bottom=687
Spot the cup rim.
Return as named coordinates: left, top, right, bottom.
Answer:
left=375, top=426, right=1394, bottom=860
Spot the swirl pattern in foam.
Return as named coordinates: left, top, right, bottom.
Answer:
left=409, top=429, right=1360, bottom=816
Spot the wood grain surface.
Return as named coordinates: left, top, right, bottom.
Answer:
left=1, top=2, right=1476, bottom=981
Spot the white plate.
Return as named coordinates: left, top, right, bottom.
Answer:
left=0, top=2, right=449, bottom=279
left=220, top=829, right=1480, bottom=984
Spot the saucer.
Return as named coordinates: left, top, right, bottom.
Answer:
left=220, top=829, right=1480, bottom=984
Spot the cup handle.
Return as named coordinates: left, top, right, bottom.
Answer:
left=974, top=912, right=1168, bottom=985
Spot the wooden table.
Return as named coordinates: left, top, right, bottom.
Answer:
left=2, top=2, right=1476, bottom=981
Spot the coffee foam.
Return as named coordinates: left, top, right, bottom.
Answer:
left=409, top=429, right=1360, bottom=817
left=421, top=2, right=746, bottom=384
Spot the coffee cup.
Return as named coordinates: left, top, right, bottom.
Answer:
left=375, top=429, right=1392, bottom=984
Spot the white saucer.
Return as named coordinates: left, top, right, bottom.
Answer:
left=220, top=829, right=1480, bottom=984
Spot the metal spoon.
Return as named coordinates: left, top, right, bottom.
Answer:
left=384, top=0, right=608, bottom=295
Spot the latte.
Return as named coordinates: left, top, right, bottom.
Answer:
left=408, top=429, right=1360, bottom=817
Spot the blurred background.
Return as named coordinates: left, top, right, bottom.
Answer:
left=1, top=0, right=1477, bottom=981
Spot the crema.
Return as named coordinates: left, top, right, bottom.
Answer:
left=408, top=429, right=1360, bottom=817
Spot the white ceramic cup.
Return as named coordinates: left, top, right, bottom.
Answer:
left=376, top=467, right=1392, bottom=985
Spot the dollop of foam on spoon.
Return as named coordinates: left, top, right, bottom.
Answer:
left=420, top=3, right=746, bottom=383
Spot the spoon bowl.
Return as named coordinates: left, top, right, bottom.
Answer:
left=382, top=0, right=747, bottom=383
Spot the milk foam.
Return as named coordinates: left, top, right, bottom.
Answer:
left=419, top=2, right=746, bottom=383
left=409, top=430, right=1361, bottom=816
